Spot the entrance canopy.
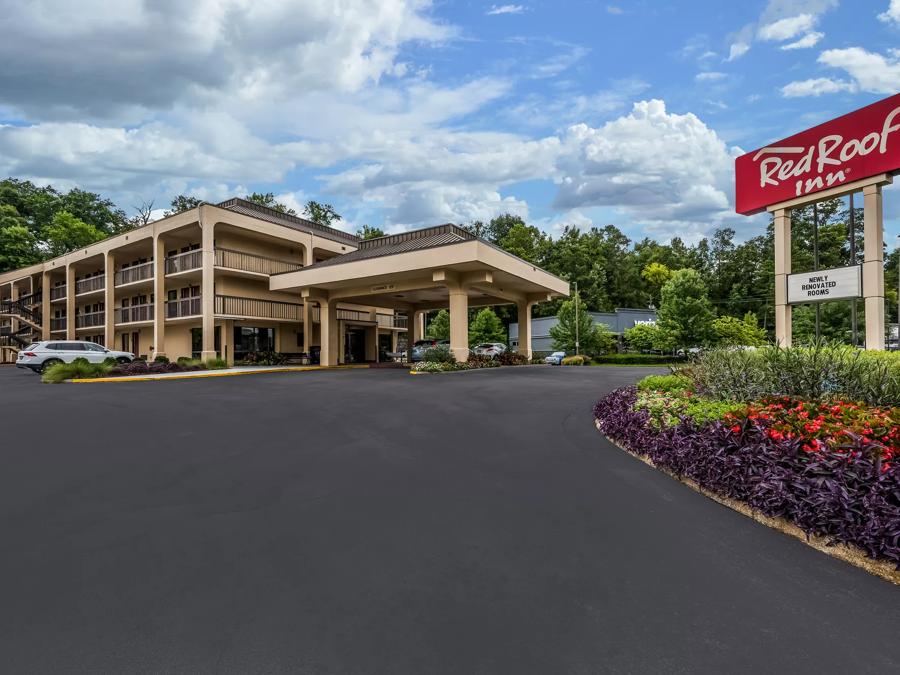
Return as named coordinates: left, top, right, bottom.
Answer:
left=270, top=224, right=569, bottom=363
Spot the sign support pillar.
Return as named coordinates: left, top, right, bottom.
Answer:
left=863, top=184, right=885, bottom=350
left=773, top=208, right=792, bottom=347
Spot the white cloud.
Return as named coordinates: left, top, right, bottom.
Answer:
left=486, top=4, right=524, bottom=15
left=780, top=31, right=823, bottom=49
left=606, top=5, right=624, bottom=14
left=695, top=71, right=727, bottom=82
left=781, top=77, right=857, bottom=97
left=758, top=13, right=816, bottom=41
left=878, top=0, right=900, bottom=25
left=818, top=47, right=900, bottom=94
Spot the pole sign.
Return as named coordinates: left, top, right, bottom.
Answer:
left=787, top=265, right=861, bottom=304
left=735, top=93, right=900, bottom=215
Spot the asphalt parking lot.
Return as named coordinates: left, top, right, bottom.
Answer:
left=0, top=364, right=897, bottom=674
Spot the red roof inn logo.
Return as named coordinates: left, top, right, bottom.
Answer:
left=735, top=93, right=900, bottom=215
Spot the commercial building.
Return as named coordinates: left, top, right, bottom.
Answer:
left=1, top=199, right=568, bottom=366
left=509, top=308, right=657, bottom=353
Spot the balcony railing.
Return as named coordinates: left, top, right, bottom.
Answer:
left=50, top=317, right=67, bottom=331
left=215, top=248, right=303, bottom=275
left=337, top=309, right=372, bottom=322
left=214, top=295, right=302, bottom=321
left=115, top=304, right=153, bottom=324
left=49, top=286, right=67, bottom=301
left=75, top=276, right=105, bottom=295
left=75, top=311, right=105, bottom=329
left=377, top=313, right=408, bottom=329
left=165, top=250, right=203, bottom=275
left=166, top=297, right=202, bottom=319
left=116, top=262, right=154, bottom=286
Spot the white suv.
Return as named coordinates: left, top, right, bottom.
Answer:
left=16, top=341, right=134, bottom=373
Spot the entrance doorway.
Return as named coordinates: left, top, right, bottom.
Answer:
left=344, top=328, right=367, bottom=363
left=378, top=333, right=392, bottom=361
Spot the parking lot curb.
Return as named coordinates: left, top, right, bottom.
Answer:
left=69, top=364, right=370, bottom=383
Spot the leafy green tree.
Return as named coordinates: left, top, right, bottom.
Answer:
left=651, top=326, right=679, bottom=352
left=165, top=195, right=203, bottom=216
left=641, top=262, right=672, bottom=305
left=657, top=269, right=714, bottom=348
left=710, top=312, right=767, bottom=346
left=623, top=322, right=659, bottom=352
left=357, top=225, right=385, bottom=239
left=303, top=200, right=341, bottom=226
left=498, top=222, right=548, bottom=264
left=426, top=309, right=450, bottom=340
left=245, top=192, right=297, bottom=215
left=0, top=204, right=40, bottom=272
left=468, top=307, right=506, bottom=345
left=549, top=299, right=616, bottom=355
left=43, top=211, right=106, bottom=257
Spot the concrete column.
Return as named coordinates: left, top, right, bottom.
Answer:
left=773, top=208, right=792, bottom=347
left=412, top=310, right=425, bottom=341
left=10, top=281, right=19, bottom=335
left=448, top=288, right=469, bottom=362
left=41, top=271, right=51, bottom=340
left=65, top=264, right=76, bottom=340
left=516, top=299, right=534, bottom=359
left=302, top=302, right=311, bottom=355
left=319, top=299, right=339, bottom=366
left=222, top=319, right=234, bottom=365
left=863, top=184, right=885, bottom=350
left=104, top=251, right=115, bottom=348
left=152, top=235, right=166, bottom=359
left=200, top=214, right=216, bottom=360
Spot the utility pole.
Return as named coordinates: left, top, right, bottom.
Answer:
left=574, top=281, right=580, bottom=356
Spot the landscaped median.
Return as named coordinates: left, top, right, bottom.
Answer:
left=410, top=347, right=535, bottom=373
left=592, top=344, right=900, bottom=583
left=42, top=356, right=229, bottom=383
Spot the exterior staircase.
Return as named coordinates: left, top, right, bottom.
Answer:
left=0, top=293, right=42, bottom=362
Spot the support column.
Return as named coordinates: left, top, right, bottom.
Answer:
left=863, top=184, right=885, bottom=350
left=200, top=212, right=217, bottom=360
left=152, top=235, right=166, bottom=359
left=319, top=299, right=339, bottom=366
left=412, top=310, right=425, bottom=341
left=516, top=299, right=534, bottom=359
left=104, top=251, right=115, bottom=348
left=302, top=302, right=312, bottom=355
left=773, top=208, right=792, bottom=347
left=222, top=319, right=234, bottom=365
left=65, top=264, right=76, bottom=340
left=448, top=287, right=469, bottom=362
left=10, top=282, right=19, bottom=336
left=41, top=271, right=51, bottom=340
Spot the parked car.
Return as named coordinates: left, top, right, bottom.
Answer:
left=544, top=351, right=566, bottom=365
left=16, top=341, right=134, bottom=373
left=473, top=343, right=507, bottom=359
left=410, top=339, right=440, bottom=362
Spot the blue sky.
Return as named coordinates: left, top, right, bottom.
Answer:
left=0, top=0, right=898, bottom=246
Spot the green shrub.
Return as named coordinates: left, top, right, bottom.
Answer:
left=634, top=389, right=743, bottom=428
left=205, top=357, right=228, bottom=370
left=637, top=374, right=692, bottom=393
left=42, top=360, right=113, bottom=383
left=562, top=355, right=590, bottom=366
left=411, top=360, right=470, bottom=373
left=72, top=357, right=90, bottom=365
left=153, top=355, right=170, bottom=364
left=102, top=356, right=117, bottom=366
left=593, top=353, right=683, bottom=365
left=423, top=345, right=456, bottom=364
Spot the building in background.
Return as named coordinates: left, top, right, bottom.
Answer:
left=509, top=308, right=657, bottom=353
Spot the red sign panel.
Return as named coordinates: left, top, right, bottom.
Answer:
left=735, top=93, right=900, bottom=215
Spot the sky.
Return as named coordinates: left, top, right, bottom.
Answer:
left=0, top=0, right=898, bottom=246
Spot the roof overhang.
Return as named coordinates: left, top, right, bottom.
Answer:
left=270, top=239, right=569, bottom=309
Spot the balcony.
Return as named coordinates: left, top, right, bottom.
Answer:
left=165, top=250, right=202, bottom=275
left=75, top=276, right=105, bottom=296
left=166, top=297, right=202, bottom=319
left=115, top=261, right=154, bottom=287
left=50, top=317, right=67, bottom=332
left=214, top=295, right=302, bottom=321
left=337, top=309, right=372, bottom=322
left=215, top=248, right=303, bottom=276
left=377, top=313, right=408, bottom=329
left=115, top=304, right=153, bottom=325
left=75, top=311, right=105, bottom=330
left=49, top=286, right=67, bottom=301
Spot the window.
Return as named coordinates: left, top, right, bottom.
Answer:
left=63, top=342, right=85, bottom=351
left=84, top=342, right=105, bottom=352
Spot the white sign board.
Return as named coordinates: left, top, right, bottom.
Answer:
left=787, top=265, right=861, bottom=304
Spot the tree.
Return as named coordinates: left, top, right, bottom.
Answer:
left=549, top=299, right=616, bottom=356
left=498, top=222, right=548, bottom=264
left=0, top=204, right=40, bottom=272
left=468, top=307, right=506, bottom=345
left=623, top=322, right=659, bottom=352
left=357, top=225, right=385, bottom=240
left=657, top=269, right=714, bottom=348
left=130, top=199, right=155, bottom=229
left=165, top=195, right=202, bottom=216
left=303, top=200, right=341, bottom=226
left=426, top=309, right=450, bottom=340
left=641, top=262, right=672, bottom=305
left=710, top=312, right=767, bottom=347
left=245, top=192, right=297, bottom=215
left=43, top=211, right=106, bottom=257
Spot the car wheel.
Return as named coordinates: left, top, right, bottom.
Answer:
left=116, top=357, right=131, bottom=364
left=40, top=358, right=62, bottom=373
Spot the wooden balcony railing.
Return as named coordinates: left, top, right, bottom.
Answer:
left=165, top=250, right=203, bottom=275
left=337, top=309, right=372, bottom=322
left=215, top=248, right=303, bottom=275
left=49, top=285, right=67, bottom=301
left=50, top=317, right=67, bottom=331
left=115, top=261, right=154, bottom=286
left=115, top=304, right=153, bottom=324
left=377, top=313, right=408, bottom=329
left=75, top=276, right=105, bottom=295
left=75, top=311, right=105, bottom=329
left=214, top=295, right=302, bottom=321
left=166, top=297, right=202, bottom=318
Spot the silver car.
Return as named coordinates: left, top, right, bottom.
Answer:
left=16, top=341, right=134, bottom=373
left=473, top=343, right=507, bottom=358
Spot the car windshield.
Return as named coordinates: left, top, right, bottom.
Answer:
left=477, top=344, right=496, bottom=349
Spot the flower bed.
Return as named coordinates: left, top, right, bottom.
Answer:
left=593, top=362, right=900, bottom=569
left=42, top=357, right=228, bottom=383
left=410, top=348, right=530, bottom=373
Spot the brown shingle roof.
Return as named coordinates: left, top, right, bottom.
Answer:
left=216, top=198, right=360, bottom=246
